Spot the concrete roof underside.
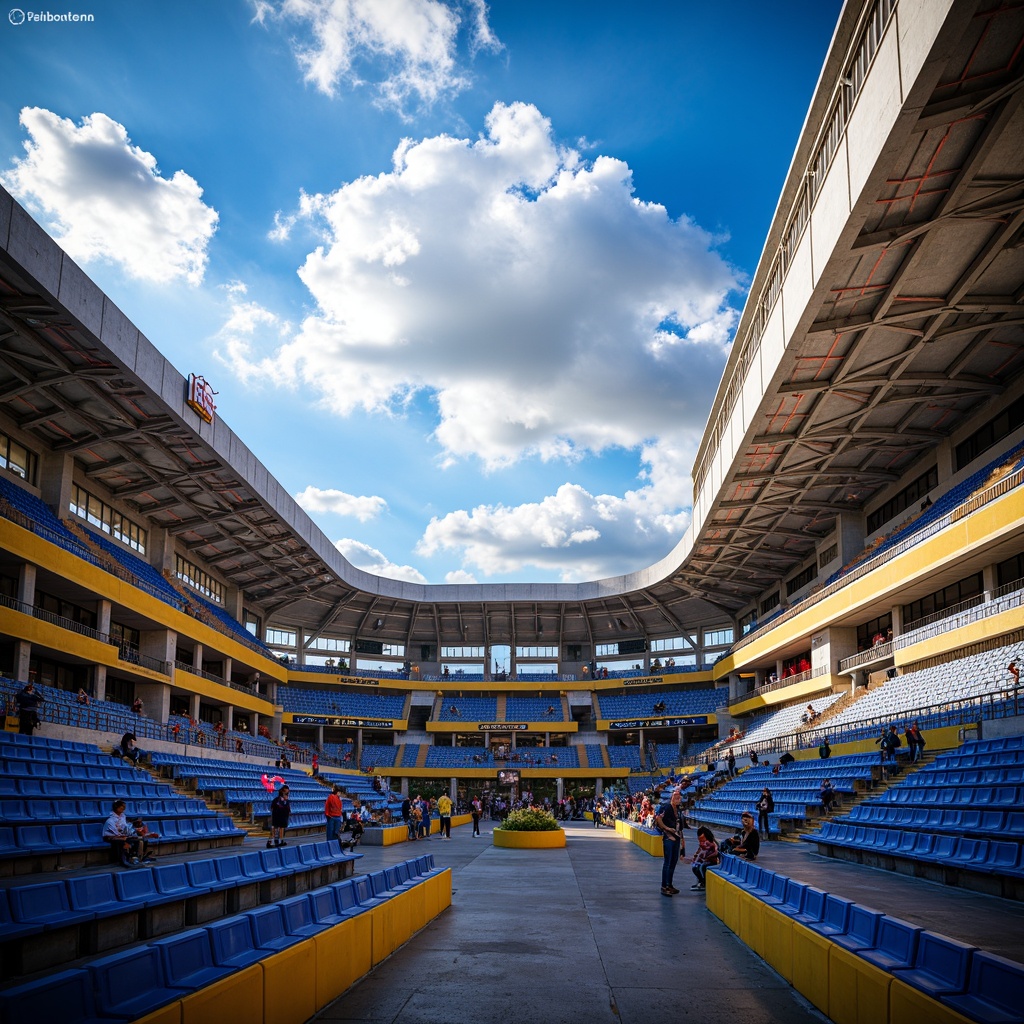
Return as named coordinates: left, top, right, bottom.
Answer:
left=0, top=0, right=1022, bottom=653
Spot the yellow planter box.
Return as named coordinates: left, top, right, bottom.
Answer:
left=492, top=829, right=566, bottom=849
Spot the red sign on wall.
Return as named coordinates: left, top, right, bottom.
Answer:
left=187, top=374, right=217, bottom=424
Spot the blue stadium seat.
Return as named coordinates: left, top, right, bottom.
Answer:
left=331, top=879, right=367, bottom=917
left=0, top=968, right=100, bottom=1024
left=208, top=914, right=265, bottom=969
left=187, top=858, right=232, bottom=892
left=279, top=894, right=329, bottom=938
left=944, top=950, right=1024, bottom=1024
left=245, top=905, right=300, bottom=952
left=352, top=875, right=387, bottom=908
left=151, top=928, right=234, bottom=988
left=307, top=887, right=348, bottom=927
left=88, top=945, right=188, bottom=1019
left=831, top=905, right=884, bottom=952
left=807, top=893, right=854, bottom=938
left=66, top=873, right=124, bottom=918
left=153, top=862, right=206, bottom=898
left=791, top=886, right=827, bottom=927
left=859, top=916, right=921, bottom=971
left=892, top=931, right=975, bottom=998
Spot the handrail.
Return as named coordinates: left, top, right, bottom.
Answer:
left=728, top=666, right=830, bottom=705
left=681, top=683, right=1021, bottom=767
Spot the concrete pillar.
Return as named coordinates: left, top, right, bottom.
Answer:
left=93, top=664, right=107, bottom=701
left=13, top=640, right=31, bottom=682
left=146, top=525, right=175, bottom=575
left=449, top=777, right=456, bottom=801
left=192, top=644, right=203, bottom=673
left=16, top=563, right=36, bottom=605
left=188, top=693, right=200, bottom=720
left=982, top=563, right=997, bottom=600
left=38, top=452, right=73, bottom=516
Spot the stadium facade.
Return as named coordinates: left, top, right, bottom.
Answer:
left=0, top=0, right=1022, bottom=795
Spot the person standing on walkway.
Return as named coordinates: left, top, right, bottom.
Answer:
left=437, top=791, right=453, bottom=839
left=268, top=785, right=291, bottom=847
left=756, top=786, right=774, bottom=839
left=655, top=788, right=685, bottom=896
left=324, top=784, right=343, bottom=844
left=471, top=796, right=482, bottom=836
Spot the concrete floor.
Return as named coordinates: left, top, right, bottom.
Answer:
left=310, top=819, right=1024, bottom=1024
left=313, top=822, right=831, bottom=1024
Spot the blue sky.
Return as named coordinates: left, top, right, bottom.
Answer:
left=1, top=0, right=843, bottom=586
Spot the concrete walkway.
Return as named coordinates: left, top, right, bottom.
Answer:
left=313, top=822, right=830, bottom=1024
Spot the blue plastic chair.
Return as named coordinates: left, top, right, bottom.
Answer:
left=88, top=945, right=188, bottom=1019
left=151, top=928, right=233, bottom=988
left=859, top=916, right=921, bottom=971
left=892, top=930, right=975, bottom=998
left=944, top=950, right=1024, bottom=1024
left=0, top=968, right=100, bottom=1024
left=246, top=904, right=300, bottom=951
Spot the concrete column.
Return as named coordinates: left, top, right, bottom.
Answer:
left=16, top=563, right=36, bottom=605
left=189, top=693, right=200, bottom=720
left=449, top=777, right=457, bottom=801
left=224, top=705, right=234, bottom=731
left=982, top=563, right=997, bottom=600
left=38, top=452, right=73, bottom=516
left=13, top=640, right=31, bottom=682
left=93, top=664, right=107, bottom=701
left=192, top=644, right=203, bottom=673
left=222, top=657, right=232, bottom=685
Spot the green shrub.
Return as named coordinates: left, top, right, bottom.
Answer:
left=497, top=808, right=562, bottom=832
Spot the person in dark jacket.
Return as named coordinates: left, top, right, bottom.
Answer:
left=268, top=785, right=291, bottom=848
left=756, top=786, right=774, bottom=838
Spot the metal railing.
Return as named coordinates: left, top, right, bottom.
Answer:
left=728, top=666, right=830, bottom=705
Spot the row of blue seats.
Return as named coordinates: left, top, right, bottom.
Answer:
left=844, top=803, right=1024, bottom=838
left=0, top=855, right=436, bottom=1023
left=0, top=797, right=215, bottom=821
left=899, top=766, right=1024, bottom=786
left=0, top=816, right=244, bottom=858
left=933, top=751, right=1024, bottom=768
left=714, top=855, right=1022, bottom=1023
left=805, top=821, right=1024, bottom=878
left=0, top=733, right=99, bottom=752
left=1, top=760, right=142, bottom=782
left=0, top=745, right=120, bottom=766
left=0, top=778, right=175, bottom=798
left=875, top=784, right=1021, bottom=807
left=1, top=840, right=363, bottom=941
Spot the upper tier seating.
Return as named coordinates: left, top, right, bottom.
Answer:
left=277, top=688, right=407, bottom=719
left=437, top=697, right=497, bottom=721
left=726, top=693, right=843, bottom=749
left=595, top=687, right=727, bottom=719
left=504, top=697, right=565, bottom=721
left=824, top=640, right=1024, bottom=735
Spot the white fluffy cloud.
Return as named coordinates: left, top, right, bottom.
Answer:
left=334, top=537, right=428, bottom=583
left=2, top=108, right=218, bottom=285
left=417, top=440, right=694, bottom=582
left=252, top=0, right=499, bottom=111
left=296, top=485, right=388, bottom=521
left=444, top=568, right=478, bottom=584
left=226, top=101, right=739, bottom=472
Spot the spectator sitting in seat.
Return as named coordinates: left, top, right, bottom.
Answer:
left=720, top=811, right=760, bottom=861
left=103, top=799, right=142, bottom=865
left=778, top=750, right=795, bottom=767
left=819, top=778, right=838, bottom=812
left=119, top=730, right=143, bottom=768
left=132, top=697, right=144, bottom=715
left=76, top=687, right=90, bottom=705
left=689, top=826, right=719, bottom=890
left=130, top=817, right=158, bottom=862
